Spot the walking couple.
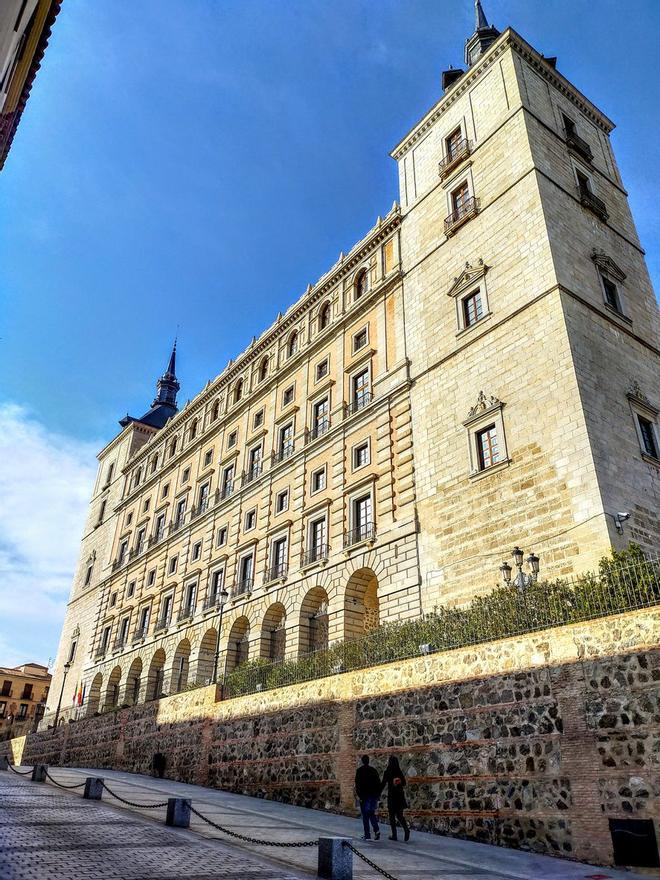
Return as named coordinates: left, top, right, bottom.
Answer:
left=354, top=755, right=410, bottom=842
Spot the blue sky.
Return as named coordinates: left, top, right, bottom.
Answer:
left=0, top=0, right=658, bottom=666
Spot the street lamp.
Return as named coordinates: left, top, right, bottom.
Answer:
left=52, top=661, right=71, bottom=735
left=500, top=547, right=540, bottom=592
left=212, top=588, right=230, bottom=690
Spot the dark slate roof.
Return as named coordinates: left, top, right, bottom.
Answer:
left=119, top=403, right=177, bottom=430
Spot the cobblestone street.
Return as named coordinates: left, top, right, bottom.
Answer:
left=0, top=772, right=308, bottom=880
left=0, top=767, right=636, bottom=880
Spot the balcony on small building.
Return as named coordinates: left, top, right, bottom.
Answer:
left=243, top=463, right=263, bottom=485
left=232, top=577, right=253, bottom=599
left=111, top=555, right=128, bottom=573
left=113, top=636, right=127, bottom=651
left=177, top=605, right=195, bottom=623
left=301, top=544, right=330, bottom=568
left=444, top=196, right=480, bottom=236
left=132, top=628, right=147, bottom=644
left=343, top=522, right=376, bottom=549
left=95, top=644, right=108, bottom=660
left=191, top=498, right=209, bottom=521
left=218, top=482, right=234, bottom=502
left=438, top=137, right=472, bottom=179
left=203, top=594, right=223, bottom=612
left=578, top=181, right=608, bottom=221
left=149, top=529, right=165, bottom=548
left=153, top=615, right=171, bottom=634
left=264, top=563, right=288, bottom=585
left=169, top=515, right=187, bottom=536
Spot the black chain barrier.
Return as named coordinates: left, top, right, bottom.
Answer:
left=7, top=765, right=33, bottom=777
left=44, top=769, right=87, bottom=790
left=189, top=805, right=318, bottom=848
left=101, top=781, right=169, bottom=809
left=343, top=841, right=400, bottom=880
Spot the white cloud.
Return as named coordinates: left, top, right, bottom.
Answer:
left=0, top=404, right=98, bottom=668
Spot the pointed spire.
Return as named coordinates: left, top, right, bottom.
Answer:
left=475, top=0, right=489, bottom=30
left=465, top=0, right=499, bottom=66
left=152, top=339, right=180, bottom=409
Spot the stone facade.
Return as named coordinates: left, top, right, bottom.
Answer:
left=46, top=16, right=658, bottom=803
left=5, top=609, right=658, bottom=866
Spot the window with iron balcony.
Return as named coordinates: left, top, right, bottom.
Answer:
left=445, top=181, right=479, bottom=235
left=438, top=129, right=472, bottom=179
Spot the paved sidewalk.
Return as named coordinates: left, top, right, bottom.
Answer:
left=23, top=765, right=634, bottom=880
left=0, top=770, right=309, bottom=880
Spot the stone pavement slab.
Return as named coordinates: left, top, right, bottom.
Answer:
left=0, top=771, right=309, bottom=880
left=35, top=765, right=636, bottom=880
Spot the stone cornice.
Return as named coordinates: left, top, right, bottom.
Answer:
left=391, top=28, right=614, bottom=162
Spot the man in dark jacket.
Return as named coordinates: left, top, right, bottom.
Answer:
left=354, top=755, right=381, bottom=840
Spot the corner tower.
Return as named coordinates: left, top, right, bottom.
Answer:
left=394, top=14, right=659, bottom=608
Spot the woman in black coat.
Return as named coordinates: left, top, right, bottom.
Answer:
left=381, top=756, right=410, bottom=841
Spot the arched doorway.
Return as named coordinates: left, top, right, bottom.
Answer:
left=299, top=587, right=329, bottom=655
left=261, top=603, right=286, bottom=662
left=104, top=666, right=122, bottom=710
left=344, top=568, right=379, bottom=640
left=146, top=649, right=166, bottom=701
left=86, top=673, right=103, bottom=716
left=171, top=639, right=191, bottom=693
left=226, top=617, right=250, bottom=672
left=195, top=628, right=217, bottom=685
left=125, top=657, right=143, bottom=706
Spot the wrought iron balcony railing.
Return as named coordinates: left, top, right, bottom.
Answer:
left=169, top=517, right=187, bottom=536
left=218, top=482, right=234, bottom=501
left=444, top=196, right=480, bottom=235
left=343, top=522, right=376, bottom=548
left=177, top=606, right=195, bottom=622
left=272, top=444, right=294, bottom=465
left=438, top=137, right=472, bottom=179
left=565, top=130, right=593, bottom=162
left=191, top=498, right=209, bottom=520
left=243, top=463, right=263, bottom=485
left=233, top=577, right=253, bottom=598
left=264, top=563, right=288, bottom=585
left=301, top=544, right=330, bottom=567
left=132, top=628, right=147, bottom=644
left=578, top=184, right=608, bottom=221
left=345, top=392, right=373, bottom=418
left=149, top=529, right=165, bottom=548
left=113, top=636, right=127, bottom=651
left=153, top=615, right=171, bottom=634
left=203, top=594, right=224, bottom=611
left=307, top=419, right=330, bottom=442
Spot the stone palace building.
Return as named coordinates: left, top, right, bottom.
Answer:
left=47, top=4, right=659, bottom=720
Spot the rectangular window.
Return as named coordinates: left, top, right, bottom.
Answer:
left=353, top=328, right=368, bottom=352
left=446, top=126, right=462, bottom=159
left=143, top=498, right=150, bottom=512
left=562, top=113, right=576, bottom=137
left=184, top=582, right=196, bottom=614
left=203, top=449, right=213, bottom=467
left=127, top=580, right=136, bottom=598
left=138, top=606, right=150, bottom=633
left=353, top=494, right=373, bottom=541
left=576, top=168, right=591, bottom=195
left=147, top=568, right=156, bottom=586
left=353, top=441, right=370, bottom=469
left=162, top=483, right=170, bottom=498
left=248, top=444, right=263, bottom=480
left=84, top=565, right=93, bottom=586
left=276, top=488, right=289, bottom=513
left=312, top=398, right=329, bottom=437
left=227, top=430, right=238, bottom=448
left=222, top=464, right=235, bottom=498
left=0, top=702, right=6, bottom=718
left=100, top=625, right=111, bottom=651
left=192, top=541, right=202, bottom=561
left=452, top=181, right=470, bottom=214
left=182, top=467, right=191, bottom=483
left=1, top=681, right=11, bottom=697
left=136, top=527, right=146, bottom=553
left=638, top=416, right=659, bottom=459
left=109, top=592, right=117, bottom=608
left=197, top=482, right=210, bottom=512
left=18, top=704, right=28, bottom=719
left=245, top=508, right=257, bottom=530
left=119, top=616, right=130, bottom=644
left=310, top=517, right=327, bottom=553
left=21, top=683, right=33, bottom=700
left=216, top=526, right=227, bottom=547
left=126, top=512, right=133, bottom=526
left=283, top=385, right=294, bottom=407
left=253, top=409, right=264, bottom=429
left=118, top=539, right=128, bottom=563
left=463, top=289, right=484, bottom=327
left=210, top=568, right=225, bottom=601
left=270, top=536, right=288, bottom=578
left=278, top=422, right=294, bottom=458
left=155, top=513, right=166, bottom=539
left=160, top=594, right=173, bottom=626
left=311, top=466, right=326, bottom=493
left=238, top=553, right=254, bottom=591
left=316, top=358, right=329, bottom=381
left=351, top=369, right=370, bottom=412
left=168, top=555, right=178, bottom=575
left=601, top=276, right=621, bottom=312
left=67, top=641, right=77, bottom=663
left=476, top=424, right=500, bottom=470
left=174, top=498, right=186, bottom=526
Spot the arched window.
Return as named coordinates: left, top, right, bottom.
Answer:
left=258, top=357, right=269, bottom=383
left=234, top=379, right=243, bottom=403
left=189, top=418, right=198, bottom=441
left=287, top=331, right=299, bottom=359
left=211, top=400, right=220, bottom=422
left=355, top=268, right=369, bottom=300
left=319, top=302, right=331, bottom=331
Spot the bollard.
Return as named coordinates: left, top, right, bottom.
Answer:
left=317, top=837, right=352, bottom=880
left=31, top=764, right=48, bottom=783
left=165, top=797, right=191, bottom=828
left=0, top=756, right=8, bottom=770
left=83, top=777, right=104, bottom=800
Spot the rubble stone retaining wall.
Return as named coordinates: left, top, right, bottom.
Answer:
left=3, top=607, right=657, bottom=866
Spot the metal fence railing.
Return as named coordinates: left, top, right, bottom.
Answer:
left=224, top=554, right=659, bottom=699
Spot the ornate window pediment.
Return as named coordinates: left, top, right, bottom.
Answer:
left=464, top=390, right=503, bottom=425
left=591, top=249, right=626, bottom=282
left=447, top=259, right=488, bottom=298
left=627, top=381, right=658, bottom=416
